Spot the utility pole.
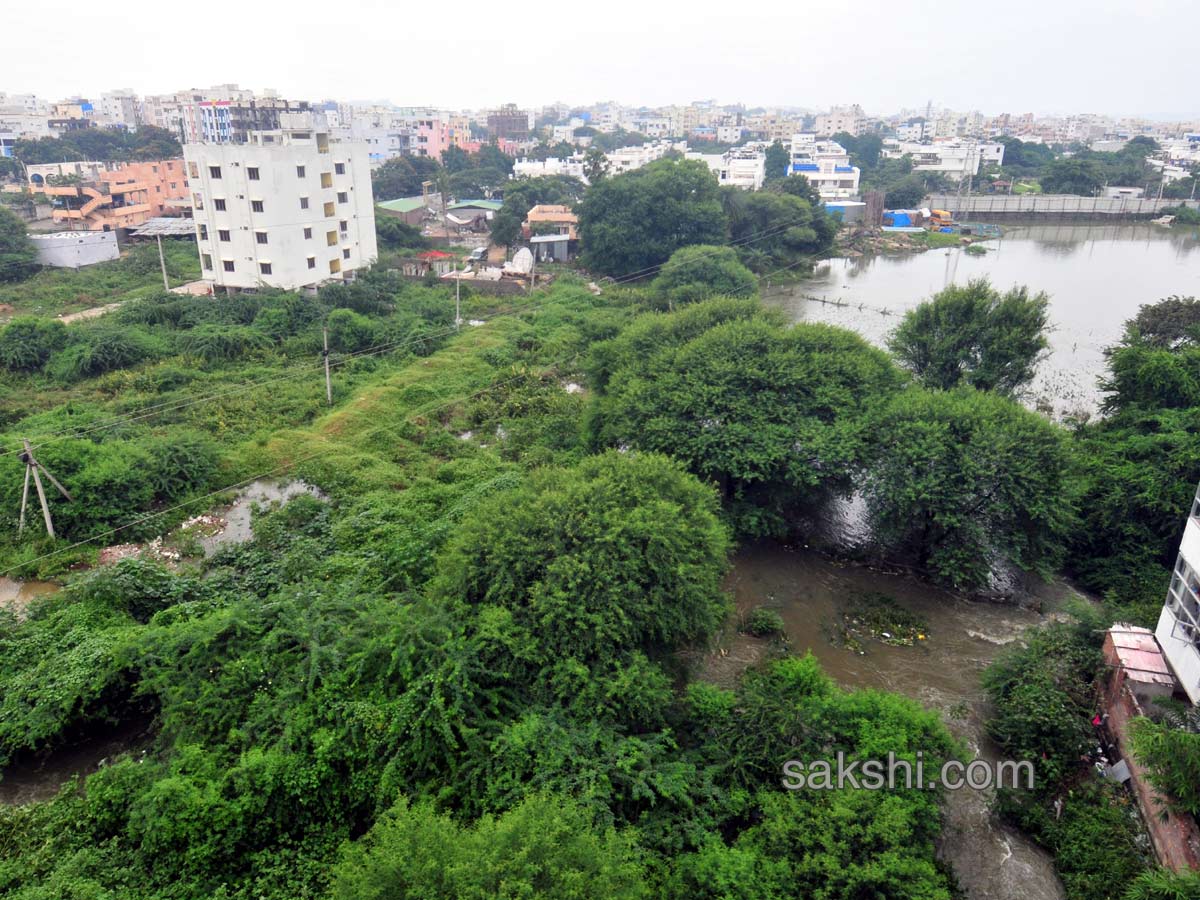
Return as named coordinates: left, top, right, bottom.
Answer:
left=17, top=439, right=72, bottom=539
left=156, top=234, right=169, bottom=290
left=322, top=327, right=333, bottom=406
left=455, top=267, right=461, bottom=331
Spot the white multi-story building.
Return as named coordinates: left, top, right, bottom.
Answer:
left=184, top=116, right=377, bottom=292
left=686, top=146, right=765, bottom=190
left=97, top=90, right=143, bottom=130
left=1156, top=482, right=1200, bottom=704
left=788, top=133, right=860, bottom=199
left=513, top=156, right=587, bottom=181
left=882, top=140, right=1005, bottom=179
left=605, top=140, right=688, bottom=175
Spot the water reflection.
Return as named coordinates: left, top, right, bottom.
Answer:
left=767, top=223, right=1200, bottom=416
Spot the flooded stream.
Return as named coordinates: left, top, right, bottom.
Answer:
left=713, top=543, right=1083, bottom=900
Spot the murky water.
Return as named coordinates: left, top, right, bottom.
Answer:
left=0, top=576, right=59, bottom=618
left=765, top=223, right=1200, bottom=416
left=711, top=544, right=1085, bottom=900
left=198, top=479, right=322, bottom=556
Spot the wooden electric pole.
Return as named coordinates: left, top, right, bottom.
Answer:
left=18, top=439, right=72, bottom=539
left=322, top=327, right=333, bottom=406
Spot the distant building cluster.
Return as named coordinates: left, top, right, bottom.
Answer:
left=3, top=83, right=1200, bottom=290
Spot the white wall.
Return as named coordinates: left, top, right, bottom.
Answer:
left=31, top=231, right=119, bottom=268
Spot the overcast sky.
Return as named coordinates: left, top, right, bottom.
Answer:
left=6, top=0, right=1197, bottom=120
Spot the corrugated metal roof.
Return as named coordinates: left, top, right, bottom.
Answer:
left=449, top=199, right=502, bottom=211
left=377, top=197, right=427, bottom=213
left=1108, top=626, right=1176, bottom=685
left=130, top=217, right=196, bottom=236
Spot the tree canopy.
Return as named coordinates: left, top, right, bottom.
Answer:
left=863, top=386, right=1076, bottom=590
left=13, top=125, right=181, bottom=164
left=588, top=299, right=902, bottom=535
left=0, top=206, right=38, bottom=283
left=578, top=159, right=727, bottom=277
left=888, top=278, right=1050, bottom=395
left=648, top=244, right=757, bottom=310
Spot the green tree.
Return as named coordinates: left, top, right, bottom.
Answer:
left=763, top=140, right=789, bottom=181
left=372, top=155, right=442, bottom=201
left=583, top=147, right=610, bottom=183
left=1129, top=714, right=1200, bottom=817
left=1040, top=157, right=1104, bottom=195
left=888, top=278, right=1050, bottom=395
left=0, top=205, right=38, bottom=282
left=725, top=190, right=836, bottom=269
left=374, top=212, right=429, bottom=251
left=863, top=387, right=1076, bottom=589
left=649, top=244, right=757, bottom=310
left=578, top=159, right=726, bottom=277
left=589, top=300, right=902, bottom=534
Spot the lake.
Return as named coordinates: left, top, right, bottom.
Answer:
left=764, top=222, right=1200, bottom=415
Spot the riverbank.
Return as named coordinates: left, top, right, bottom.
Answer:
left=836, top=227, right=991, bottom=256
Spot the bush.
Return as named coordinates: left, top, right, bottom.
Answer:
left=743, top=607, right=786, bottom=637
left=0, top=316, right=67, bottom=372
left=49, top=327, right=166, bottom=381
left=176, top=324, right=271, bottom=363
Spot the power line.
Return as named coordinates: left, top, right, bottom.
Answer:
left=1, top=353, right=579, bottom=578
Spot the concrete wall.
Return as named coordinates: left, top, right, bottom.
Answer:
left=31, top=231, right=119, bottom=268
left=929, top=194, right=1200, bottom=219
left=1101, top=668, right=1200, bottom=871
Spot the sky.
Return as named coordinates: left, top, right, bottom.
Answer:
left=5, top=0, right=1198, bottom=120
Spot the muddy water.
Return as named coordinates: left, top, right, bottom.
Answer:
left=0, top=576, right=59, bottom=618
left=715, top=543, right=1079, bottom=900
left=198, top=479, right=322, bottom=556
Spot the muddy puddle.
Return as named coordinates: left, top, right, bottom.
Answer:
left=708, top=542, right=1082, bottom=900
left=0, top=576, right=60, bottom=618
left=196, top=479, right=322, bottom=556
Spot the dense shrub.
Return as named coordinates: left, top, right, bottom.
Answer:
left=0, top=317, right=67, bottom=372
left=176, top=324, right=272, bottom=362
left=48, top=327, right=166, bottom=381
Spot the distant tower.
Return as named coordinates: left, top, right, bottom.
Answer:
left=925, top=99, right=933, bottom=121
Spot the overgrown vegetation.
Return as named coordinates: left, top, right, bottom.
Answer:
left=0, top=234, right=1196, bottom=900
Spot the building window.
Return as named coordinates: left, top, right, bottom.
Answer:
left=323, top=201, right=336, bottom=217
left=255, top=231, right=268, bottom=244
left=218, top=229, right=231, bottom=241
left=300, top=196, right=309, bottom=210
left=342, top=248, right=351, bottom=260
left=214, top=198, right=226, bottom=211
left=259, top=262, right=272, bottom=275
left=335, top=162, right=345, bottom=174
left=247, top=167, right=260, bottom=180
left=188, top=162, right=199, bottom=178
left=296, top=165, right=306, bottom=177
left=223, top=260, right=235, bottom=272
left=339, top=220, right=348, bottom=232
left=202, top=253, right=212, bottom=270
left=337, top=191, right=348, bottom=203
left=320, top=172, right=333, bottom=188
left=193, top=193, right=204, bottom=210
left=169, top=182, right=177, bottom=189
left=209, top=166, right=221, bottom=178
left=304, top=227, right=313, bottom=239
left=251, top=200, right=264, bottom=213
left=307, top=256, right=316, bottom=269
left=198, top=224, right=208, bottom=240
left=326, top=231, right=338, bottom=247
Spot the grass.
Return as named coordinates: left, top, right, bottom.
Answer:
left=914, top=230, right=963, bottom=250
left=0, top=241, right=201, bottom=319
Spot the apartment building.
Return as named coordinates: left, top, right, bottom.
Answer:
left=1156, top=482, right=1200, bottom=704
left=814, top=105, right=865, bottom=137
left=687, top=147, right=765, bottom=190
left=788, top=134, right=860, bottom=199
left=28, top=159, right=189, bottom=231
left=184, top=118, right=377, bottom=292
left=882, top=140, right=1006, bottom=179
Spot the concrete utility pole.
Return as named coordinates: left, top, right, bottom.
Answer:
left=455, top=267, right=461, bottom=331
left=322, top=327, right=333, bottom=406
left=17, top=439, right=72, bottom=539
left=156, top=235, right=169, bottom=290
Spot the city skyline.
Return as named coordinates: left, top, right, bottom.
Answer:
left=5, top=0, right=1197, bottom=120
